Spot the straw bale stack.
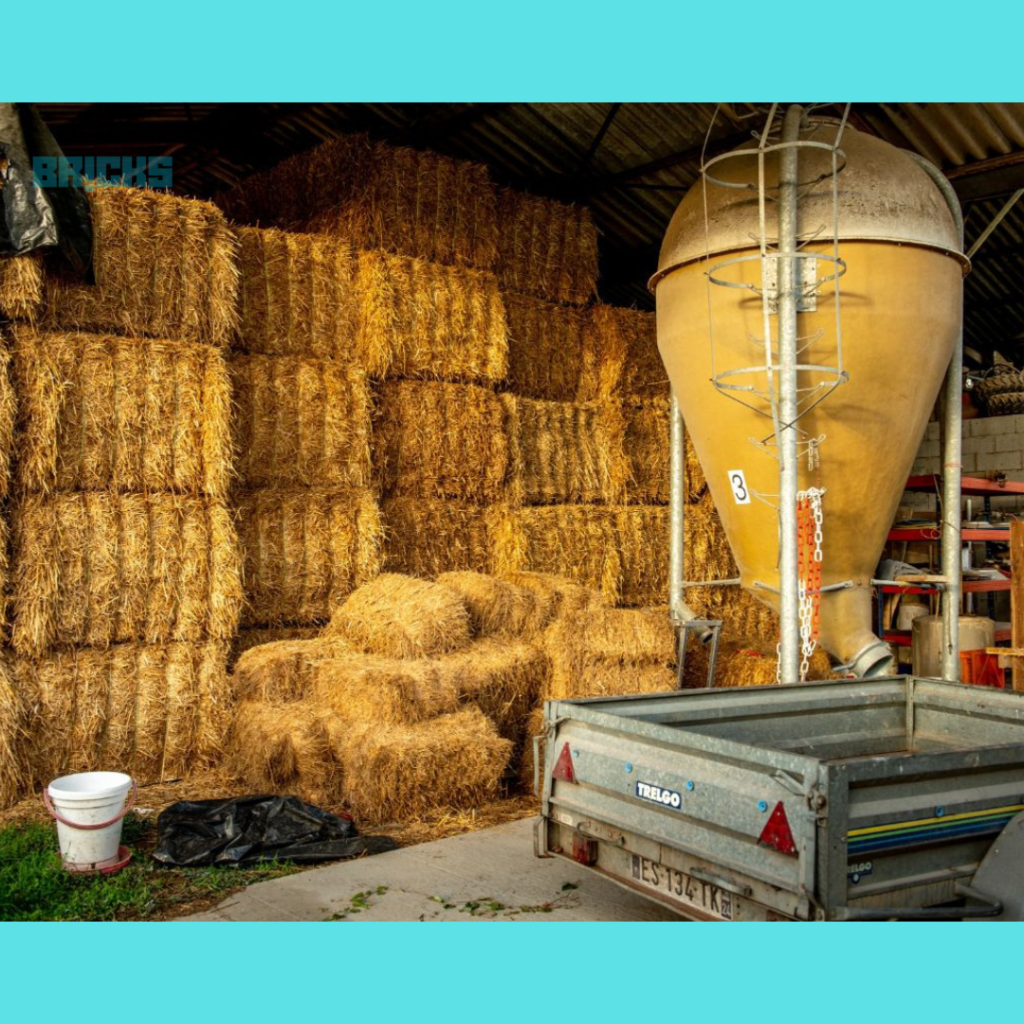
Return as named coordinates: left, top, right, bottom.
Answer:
left=333, top=707, right=512, bottom=823
left=381, top=498, right=502, bottom=577
left=493, top=505, right=669, bottom=607
left=235, top=487, right=382, bottom=628
left=504, top=395, right=627, bottom=506
left=12, top=327, right=232, bottom=498
left=15, top=641, right=231, bottom=787
left=593, top=306, right=665, bottom=397
left=230, top=354, right=372, bottom=489
left=226, top=700, right=344, bottom=808
left=233, top=228, right=386, bottom=370
left=219, top=134, right=499, bottom=270
left=623, top=396, right=670, bottom=505
left=542, top=606, right=677, bottom=701
left=503, top=293, right=621, bottom=401
left=360, top=253, right=508, bottom=384
left=324, top=573, right=471, bottom=659
left=11, top=493, right=242, bottom=657
left=495, top=190, right=598, bottom=305
left=376, top=382, right=510, bottom=503
left=28, top=188, right=238, bottom=346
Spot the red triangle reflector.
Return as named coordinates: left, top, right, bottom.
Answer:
left=551, top=743, right=575, bottom=782
left=758, top=802, right=797, bottom=856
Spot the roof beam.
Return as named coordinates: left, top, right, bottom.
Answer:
left=949, top=149, right=1024, bottom=203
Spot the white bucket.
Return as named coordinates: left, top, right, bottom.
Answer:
left=45, top=772, right=135, bottom=869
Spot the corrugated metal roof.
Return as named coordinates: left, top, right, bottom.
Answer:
left=26, top=101, right=1024, bottom=365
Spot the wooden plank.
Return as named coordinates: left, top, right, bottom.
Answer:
left=1012, top=522, right=1024, bottom=692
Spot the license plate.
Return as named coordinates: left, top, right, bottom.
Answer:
left=630, top=854, right=736, bottom=920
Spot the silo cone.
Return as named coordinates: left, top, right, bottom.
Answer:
left=653, top=121, right=967, bottom=677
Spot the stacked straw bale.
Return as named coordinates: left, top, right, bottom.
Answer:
left=495, top=190, right=599, bottom=305
left=218, top=134, right=499, bottom=270
left=381, top=498, right=502, bottom=577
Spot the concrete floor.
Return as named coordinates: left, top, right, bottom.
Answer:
left=183, top=818, right=683, bottom=922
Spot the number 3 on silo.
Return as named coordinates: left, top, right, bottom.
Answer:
left=727, top=470, right=751, bottom=505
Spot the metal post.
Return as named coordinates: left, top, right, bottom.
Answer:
left=777, top=104, right=803, bottom=684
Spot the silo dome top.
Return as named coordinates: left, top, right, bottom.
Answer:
left=653, top=119, right=968, bottom=286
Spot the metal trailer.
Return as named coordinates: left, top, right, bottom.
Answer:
left=534, top=676, right=1024, bottom=920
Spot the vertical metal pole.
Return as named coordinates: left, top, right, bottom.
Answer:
left=669, top=389, right=686, bottom=625
left=940, top=326, right=963, bottom=680
left=777, top=104, right=803, bottom=684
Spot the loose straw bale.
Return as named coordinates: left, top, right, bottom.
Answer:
left=235, top=487, right=383, bottom=628
left=226, top=700, right=343, bottom=808
left=335, top=707, right=512, bottom=823
left=503, top=292, right=621, bottom=402
left=362, top=253, right=508, bottom=384
left=12, top=327, right=231, bottom=497
left=436, top=571, right=544, bottom=639
left=233, top=227, right=384, bottom=369
left=493, top=505, right=670, bottom=607
left=42, top=187, right=238, bottom=346
left=377, top=381, right=510, bottom=503
left=220, top=134, right=499, bottom=270
left=592, top=306, right=666, bottom=397
left=0, top=254, right=43, bottom=322
left=231, top=354, right=372, bottom=490
left=505, top=395, right=627, bottom=505
left=12, top=493, right=242, bottom=656
left=0, top=659, right=28, bottom=808
left=543, top=606, right=677, bottom=700
left=381, top=498, right=502, bottom=577
left=15, top=642, right=230, bottom=787
left=681, top=641, right=831, bottom=688
left=623, top=397, right=669, bottom=505
left=495, top=190, right=598, bottom=305
left=324, top=573, right=471, bottom=659
left=229, top=626, right=321, bottom=666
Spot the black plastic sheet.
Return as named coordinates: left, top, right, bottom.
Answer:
left=152, top=795, right=399, bottom=867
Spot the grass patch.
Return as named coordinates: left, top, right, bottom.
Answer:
left=0, top=813, right=298, bottom=921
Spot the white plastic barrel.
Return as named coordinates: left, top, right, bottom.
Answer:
left=46, top=771, right=134, bottom=868
left=911, top=616, right=995, bottom=678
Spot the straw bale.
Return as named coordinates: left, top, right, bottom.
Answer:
left=236, top=487, right=382, bottom=628
left=682, top=640, right=831, bottom=688
left=493, top=505, right=670, bottom=607
left=325, top=573, right=471, bottom=659
left=0, top=658, right=28, bottom=808
left=623, top=397, right=668, bottom=505
left=685, top=431, right=707, bottom=503
left=498, top=571, right=606, bottom=621
left=233, top=227, right=383, bottom=369
left=41, top=187, right=238, bottom=346
left=495, top=190, right=598, bottom=305
left=376, top=381, right=509, bottom=503
left=15, top=642, right=229, bottom=787
left=717, top=589, right=780, bottom=645
left=229, top=626, right=321, bottom=666
left=361, top=253, right=508, bottom=384
left=0, top=254, right=43, bottom=322
left=220, top=134, right=499, bottom=269
left=543, top=606, right=677, bottom=700
left=0, top=340, right=15, bottom=501
left=381, top=497, right=501, bottom=577
left=505, top=395, right=627, bottom=505
left=678, top=495, right=739, bottom=619
left=11, top=493, right=242, bottom=656
left=335, top=707, right=512, bottom=822
left=226, top=700, right=343, bottom=808
left=518, top=704, right=547, bottom=794
left=503, top=292, right=621, bottom=402
left=231, top=637, right=347, bottom=704
left=231, top=354, right=372, bottom=490
left=12, top=327, right=231, bottom=497
left=592, top=306, right=666, bottom=397
left=436, top=571, right=545, bottom=639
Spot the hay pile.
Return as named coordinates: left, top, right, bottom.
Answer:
left=381, top=498, right=502, bottom=577
left=15, top=642, right=231, bottom=787
left=12, top=327, right=231, bottom=498
left=218, top=133, right=499, bottom=270
left=235, top=487, right=382, bottom=628
left=376, top=382, right=510, bottom=503
left=504, top=395, right=627, bottom=505
left=11, top=493, right=242, bottom=656
left=230, top=354, right=372, bottom=489
left=11, top=188, right=238, bottom=346
left=493, top=505, right=669, bottom=607
left=495, top=190, right=598, bottom=305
